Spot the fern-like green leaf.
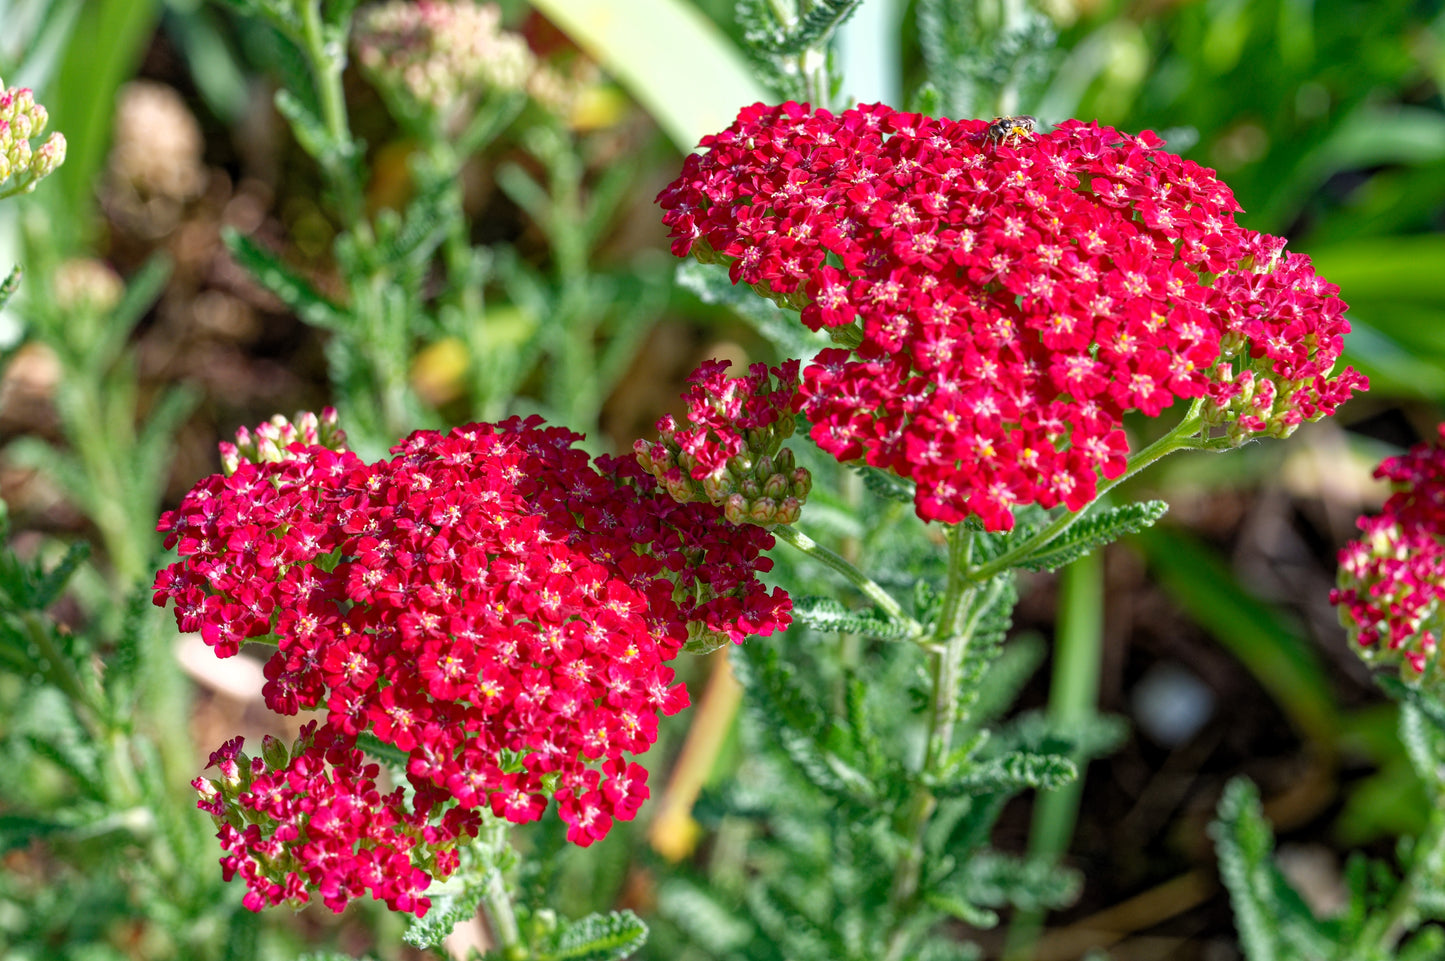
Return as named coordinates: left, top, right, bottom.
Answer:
left=922, top=890, right=998, bottom=929
left=789, top=595, right=915, bottom=641
left=1017, top=501, right=1168, bottom=572
left=1400, top=702, right=1445, bottom=797
left=0, top=265, right=20, bottom=311
left=733, top=642, right=878, bottom=804
left=656, top=880, right=755, bottom=953
left=675, top=260, right=820, bottom=359
left=1213, top=778, right=1283, bottom=961
left=764, top=0, right=863, bottom=56
left=929, top=751, right=1075, bottom=797
left=1209, top=778, right=1337, bottom=961
left=854, top=465, right=915, bottom=504
left=403, top=869, right=490, bottom=949
left=30, top=540, right=90, bottom=611
left=538, top=909, right=648, bottom=961
left=956, top=850, right=1082, bottom=912
left=274, top=88, right=337, bottom=166
left=0, top=812, right=72, bottom=855
left=913, top=938, right=984, bottom=961
left=223, top=228, right=349, bottom=330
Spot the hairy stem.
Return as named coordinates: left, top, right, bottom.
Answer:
left=1004, top=549, right=1104, bottom=959
left=883, top=527, right=986, bottom=960
left=774, top=524, right=923, bottom=640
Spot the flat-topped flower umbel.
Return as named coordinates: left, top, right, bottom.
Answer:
left=156, top=414, right=789, bottom=915
left=659, top=102, right=1366, bottom=530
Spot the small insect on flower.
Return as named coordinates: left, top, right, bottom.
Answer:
left=985, top=115, right=1039, bottom=145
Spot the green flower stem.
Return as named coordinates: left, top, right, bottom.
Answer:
left=1003, top=549, right=1104, bottom=960
left=483, top=867, right=526, bottom=960
left=967, top=402, right=1207, bottom=583
left=1356, top=805, right=1445, bottom=953
left=298, top=0, right=362, bottom=228
left=883, top=527, right=989, bottom=961
left=773, top=524, right=923, bottom=640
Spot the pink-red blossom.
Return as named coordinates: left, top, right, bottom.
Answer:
left=658, top=101, right=1366, bottom=530
left=635, top=358, right=811, bottom=527
left=1331, top=425, right=1445, bottom=677
left=158, top=414, right=790, bottom=915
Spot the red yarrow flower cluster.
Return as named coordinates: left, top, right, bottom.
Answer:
left=1331, top=424, right=1445, bottom=678
left=658, top=102, right=1367, bottom=530
left=635, top=358, right=812, bottom=528
left=157, top=414, right=790, bottom=915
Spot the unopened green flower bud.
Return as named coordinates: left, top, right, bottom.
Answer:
left=723, top=493, right=749, bottom=526
left=763, top=472, right=790, bottom=500
left=775, top=497, right=802, bottom=525
left=701, top=472, right=735, bottom=502
left=747, top=497, right=778, bottom=525
left=261, top=734, right=290, bottom=769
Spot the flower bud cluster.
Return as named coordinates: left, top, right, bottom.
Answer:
left=0, top=79, right=65, bottom=195
left=353, top=1, right=578, bottom=125
left=156, top=413, right=789, bottom=915
left=218, top=407, right=348, bottom=475
left=635, top=359, right=811, bottom=527
left=659, top=102, right=1366, bottom=530
left=1331, top=425, right=1445, bottom=679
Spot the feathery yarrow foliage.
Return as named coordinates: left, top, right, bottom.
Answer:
left=658, top=101, right=1366, bottom=530
left=154, top=414, right=791, bottom=915
left=0, top=77, right=65, bottom=197
left=1331, top=424, right=1445, bottom=679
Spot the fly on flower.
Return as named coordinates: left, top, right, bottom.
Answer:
left=985, top=115, right=1039, bottom=145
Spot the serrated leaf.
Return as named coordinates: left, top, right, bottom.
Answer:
left=656, top=880, right=754, bottom=953
left=674, top=260, right=821, bottom=360
left=403, top=875, right=488, bottom=949
left=1017, top=500, right=1168, bottom=572
left=956, top=851, right=1082, bottom=912
left=24, top=729, right=103, bottom=799
left=0, top=264, right=20, bottom=310
left=733, top=642, right=879, bottom=805
left=274, top=88, right=336, bottom=165
left=761, top=0, right=863, bottom=56
left=355, top=731, right=410, bottom=769
left=923, top=890, right=998, bottom=928
left=789, top=595, right=914, bottom=641
left=539, top=909, right=648, bottom=961
left=929, top=751, right=1076, bottom=797
left=223, top=228, right=349, bottom=330
left=30, top=539, right=89, bottom=610
left=0, top=812, right=71, bottom=854
left=1211, top=778, right=1337, bottom=961
left=854, top=465, right=915, bottom=504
